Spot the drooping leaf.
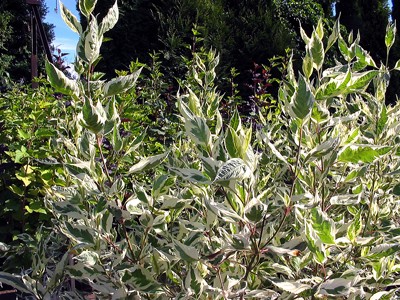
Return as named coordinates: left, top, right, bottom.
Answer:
left=366, top=244, right=400, bottom=259
left=347, top=209, right=362, bottom=243
left=80, top=98, right=106, bottom=134
left=0, top=272, right=33, bottom=295
left=45, top=60, right=79, bottom=97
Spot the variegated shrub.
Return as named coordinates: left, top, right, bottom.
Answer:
left=1, top=1, right=400, bottom=299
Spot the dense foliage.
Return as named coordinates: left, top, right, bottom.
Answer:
left=1, top=0, right=400, bottom=299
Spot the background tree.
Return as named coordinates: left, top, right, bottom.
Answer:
left=0, top=0, right=54, bottom=84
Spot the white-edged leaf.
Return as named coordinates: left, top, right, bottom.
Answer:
left=0, top=272, right=33, bottom=295
left=99, top=1, right=118, bottom=35
left=127, top=151, right=168, bottom=174
left=45, top=60, right=79, bottom=97
left=174, top=240, right=199, bottom=263
left=270, top=279, right=311, bottom=294
left=214, top=158, right=252, bottom=182
left=60, top=2, right=82, bottom=34
left=103, top=68, right=142, bottom=97
left=75, top=251, right=99, bottom=266
left=184, top=116, right=211, bottom=148
left=318, top=278, right=352, bottom=296
left=169, top=167, right=211, bottom=184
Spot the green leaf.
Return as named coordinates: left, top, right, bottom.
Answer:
left=347, top=210, right=362, bottom=243
left=45, top=60, right=79, bottom=97
left=302, top=50, right=313, bottom=79
left=64, top=223, right=96, bottom=245
left=60, top=2, right=82, bottom=34
left=80, top=98, right=106, bottom=134
left=184, top=116, right=211, bottom=148
left=214, top=158, right=252, bottom=183
left=79, top=0, right=97, bottom=17
left=394, top=59, right=400, bottom=71
left=326, top=18, right=339, bottom=51
left=310, top=32, right=324, bottom=70
left=392, top=184, right=400, bottom=196
left=366, top=244, right=400, bottom=259
left=311, top=207, right=336, bottom=245
left=99, top=1, right=118, bottom=35
left=152, top=174, right=175, bottom=199
left=377, top=105, right=388, bottom=136
left=244, top=198, right=265, bottom=223
left=169, top=167, right=211, bottom=184
left=385, top=22, right=396, bottom=50
left=290, top=74, right=315, bottom=120
left=347, top=70, right=378, bottom=92
left=122, top=267, right=161, bottom=292
left=103, top=68, right=142, bottom=97
left=225, top=127, right=241, bottom=158
left=174, top=240, right=199, bottom=263
left=127, top=151, right=168, bottom=174
left=338, top=145, right=389, bottom=163
left=0, top=272, right=33, bottom=295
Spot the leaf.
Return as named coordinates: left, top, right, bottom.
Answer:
left=45, top=60, right=79, bottom=97
left=377, top=105, right=388, bottom=136
left=310, top=32, right=324, bottom=70
left=84, top=18, right=101, bottom=63
left=103, top=68, right=142, bottom=97
left=270, top=279, right=311, bottom=294
left=318, top=278, right=352, bottom=296
left=80, top=98, right=106, bottom=134
left=75, top=251, right=99, bottom=266
left=338, top=145, right=390, bottom=163
left=60, top=2, right=82, bottom=34
left=393, top=184, right=400, bottom=196
left=385, top=22, right=396, bottom=50
left=290, top=74, right=315, bottom=120
left=347, top=70, right=378, bottom=92
left=99, top=1, right=119, bottom=35
left=347, top=210, right=362, bottom=243
left=169, top=167, right=211, bottom=184
left=244, top=198, right=265, bottom=223
left=0, top=272, right=34, bottom=295
left=367, top=244, right=400, bottom=259
left=174, top=240, right=199, bottom=263
left=394, top=59, right=400, bottom=71
left=127, top=151, right=168, bottom=174
left=311, top=207, right=336, bottom=245
left=326, top=18, right=339, bottom=51
left=214, top=158, right=252, bottom=183
left=79, top=0, right=97, bottom=17
left=184, top=116, right=211, bottom=148
left=122, top=267, right=160, bottom=292
left=152, top=174, right=175, bottom=199
left=64, top=223, right=96, bottom=245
